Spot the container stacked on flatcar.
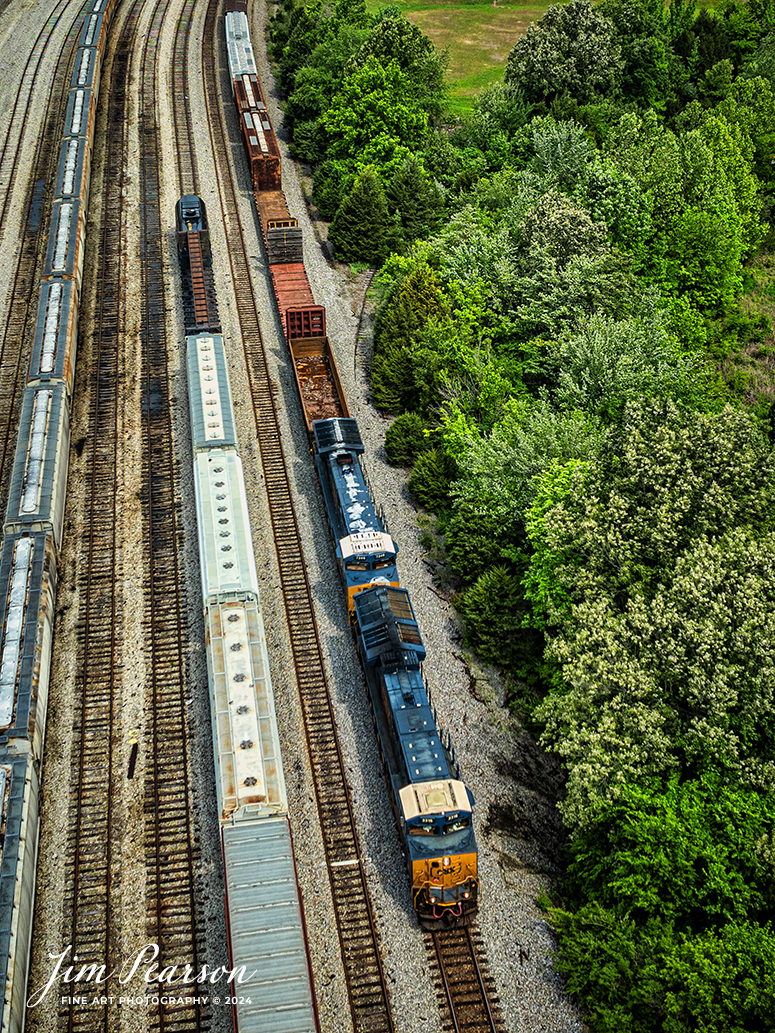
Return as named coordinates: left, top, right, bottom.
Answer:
left=223, top=2, right=479, bottom=929
left=176, top=196, right=319, bottom=1033
left=0, top=0, right=117, bottom=1025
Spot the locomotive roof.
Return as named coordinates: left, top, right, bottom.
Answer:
left=399, top=779, right=472, bottom=821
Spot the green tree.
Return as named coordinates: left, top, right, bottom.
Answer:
left=328, top=165, right=391, bottom=263
left=386, top=155, right=444, bottom=251
left=371, top=263, right=447, bottom=411
left=551, top=902, right=672, bottom=1033
left=449, top=398, right=603, bottom=536
left=551, top=311, right=721, bottom=420
left=350, top=14, right=448, bottom=118
left=663, top=922, right=775, bottom=1033
left=664, top=206, right=743, bottom=312
left=518, top=190, right=608, bottom=269
left=318, top=56, right=428, bottom=170
left=567, top=777, right=775, bottom=924
left=406, top=447, right=456, bottom=510
left=600, top=0, right=671, bottom=106
left=505, top=0, right=623, bottom=104
left=457, top=566, right=539, bottom=676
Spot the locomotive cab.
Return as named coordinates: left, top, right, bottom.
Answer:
left=338, top=531, right=398, bottom=613
left=176, top=194, right=211, bottom=264
left=400, top=779, right=479, bottom=928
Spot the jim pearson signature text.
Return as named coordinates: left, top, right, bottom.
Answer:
left=28, top=944, right=254, bottom=1007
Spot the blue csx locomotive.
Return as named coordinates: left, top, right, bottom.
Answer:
left=313, top=419, right=399, bottom=610
left=313, top=419, right=478, bottom=927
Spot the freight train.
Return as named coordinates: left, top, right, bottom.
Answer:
left=0, top=0, right=117, bottom=1027
left=175, top=196, right=319, bottom=1033
left=224, top=0, right=479, bottom=928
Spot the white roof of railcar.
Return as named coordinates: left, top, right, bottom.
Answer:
left=225, top=12, right=256, bottom=79
left=193, top=451, right=259, bottom=602
left=206, top=598, right=287, bottom=820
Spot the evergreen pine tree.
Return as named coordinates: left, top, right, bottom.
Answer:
left=371, top=263, right=446, bottom=410
left=386, top=155, right=444, bottom=250
left=328, top=166, right=391, bottom=264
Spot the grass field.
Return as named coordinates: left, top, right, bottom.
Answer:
left=367, top=0, right=551, bottom=114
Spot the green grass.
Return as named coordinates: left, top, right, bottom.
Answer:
left=367, top=0, right=551, bottom=113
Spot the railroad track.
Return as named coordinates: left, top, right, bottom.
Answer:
left=138, top=1, right=210, bottom=1030
left=428, top=927, right=505, bottom=1033
left=0, top=0, right=71, bottom=239
left=0, top=7, right=82, bottom=509
left=172, top=0, right=198, bottom=196
left=60, top=7, right=134, bottom=1031
left=202, top=3, right=395, bottom=1032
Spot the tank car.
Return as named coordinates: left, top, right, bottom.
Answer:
left=353, top=585, right=478, bottom=927
left=4, top=386, right=70, bottom=553
left=312, top=419, right=398, bottom=614
left=0, top=752, right=40, bottom=1031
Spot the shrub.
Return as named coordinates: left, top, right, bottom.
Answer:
left=384, top=412, right=430, bottom=465
left=406, top=447, right=455, bottom=510
left=456, top=566, right=541, bottom=676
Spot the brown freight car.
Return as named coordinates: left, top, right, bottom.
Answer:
left=234, top=74, right=282, bottom=192
left=269, top=263, right=317, bottom=323
left=255, top=190, right=304, bottom=264
left=289, top=336, right=351, bottom=437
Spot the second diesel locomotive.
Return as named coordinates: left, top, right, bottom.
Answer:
left=223, top=1, right=479, bottom=928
